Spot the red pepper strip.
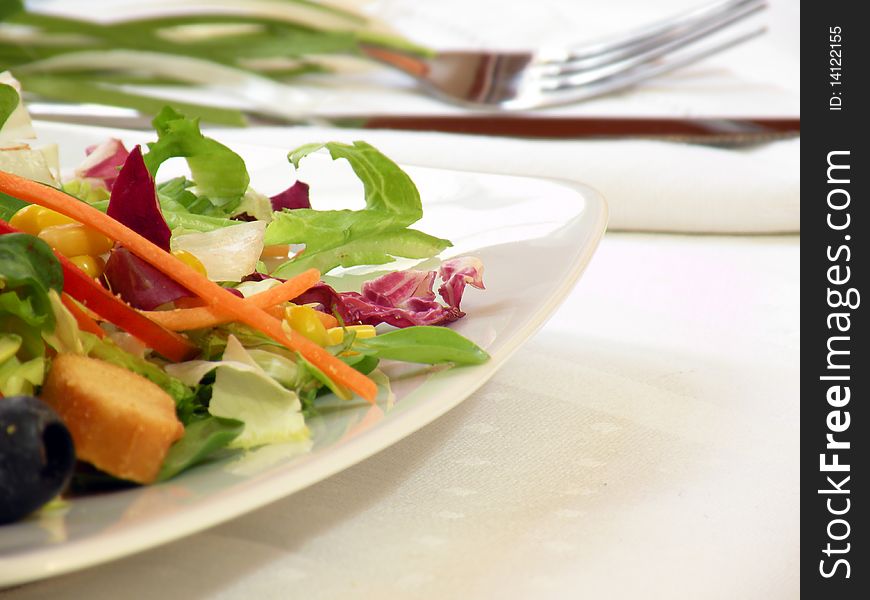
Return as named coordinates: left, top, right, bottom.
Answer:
left=58, top=255, right=199, bottom=361
left=0, top=220, right=199, bottom=362
left=60, top=293, right=105, bottom=339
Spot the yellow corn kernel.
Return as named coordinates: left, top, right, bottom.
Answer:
left=171, top=250, right=208, bottom=277
left=8, top=204, right=44, bottom=235
left=35, top=207, right=77, bottom=230
left=326, top=327, right=343, bottom=346
left=349, top=325, right=377, bottom=339
left=38, top=223, right=114, bottom=257
left=69, top=255, right=105, bottom=279
left=326, top=325, right=377, bottom=346
left=284, top=304, right=329, bottom=347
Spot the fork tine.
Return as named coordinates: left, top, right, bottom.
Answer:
left=536, top=0, right=767, bottom=75
left=537, top=0, right=766, bottom=64
left=358, top=0, right=771, bottom=109
left=521, top=26, right=766, bottom=109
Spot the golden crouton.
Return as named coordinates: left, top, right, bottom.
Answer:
left=41, top=354, right=184, bottom=484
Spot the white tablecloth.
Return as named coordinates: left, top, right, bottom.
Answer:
left=5, top=233, right=800, bottom=599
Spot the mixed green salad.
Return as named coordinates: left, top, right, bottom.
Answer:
left=0, top=74, right=486, bottom=524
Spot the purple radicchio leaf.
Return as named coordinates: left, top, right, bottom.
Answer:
left=102, top=146, right=194, bottom=309
left=338, top=291, right=463, bottom=328
left=291, top=257, right=484, bottom=329
left=270, top=181, right=310, bottom=211
left=292, top=283, right=462, bottom=328
left=107, top=145, right=172, bottom=251
left=437, top=256, right=486, bottom=309
left=241, top=272, right=277, bottom=283
left=103, top=247, right=194, bottom=310
left=74, top=137, right=130, bottom=191
left=360, top=270, right=436, bottom=307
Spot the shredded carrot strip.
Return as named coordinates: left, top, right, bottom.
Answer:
left=264, top=305, right=285, bottom=319
left=143, top=269, right=320, bottom=331
left=173, top=297, right=208, bottom=309
left=61, top=293, right=105, bottom=339
left=0, top=172, right=377, bottom=401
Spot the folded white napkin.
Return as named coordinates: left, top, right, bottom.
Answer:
left=210, top=126, right=799, bottom=233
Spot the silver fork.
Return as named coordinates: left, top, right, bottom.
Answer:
left=360, top=0, right=768, bottom=110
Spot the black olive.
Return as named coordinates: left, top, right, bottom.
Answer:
left=0, top=396, right=76, bottom=525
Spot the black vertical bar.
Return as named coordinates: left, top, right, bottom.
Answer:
left=803, top=1, right=867, bottom=596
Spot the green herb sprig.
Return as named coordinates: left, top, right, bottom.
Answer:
left=0, top=1, right=428, bottom=125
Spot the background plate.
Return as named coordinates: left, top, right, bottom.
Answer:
left=0, top=123, right=607, bottom=586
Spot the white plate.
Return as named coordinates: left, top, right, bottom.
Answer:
left=0, top=122, right=607, bottom=586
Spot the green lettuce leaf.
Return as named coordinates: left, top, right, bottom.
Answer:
left=144, top=107, right=250, bottom=214
left=288, top=141, right=422, bottom=218
left=0, top=233, right=63, bottom=395
left=0, top=233, right=63, bottom=328
left=0, top=334, right=44, bottom=397
left=266, top=141, right=451, bottom=277
left=42, top=290, right=87, bottom=356
left=0, top=82, right=19, bottom=129
left=209, top=364, right=307, bottom=448
left=0, top=288, right=48, bottom=329
left=156, top=177, right=238, bottom=232
left=167, top=336, right=309, bottom=448
left=353, top=326, right=490, bottom=365
left=272, top=228, right=450, bottom=279
left=0, top=192, right=28, bottom=222
left=157, top=416, right=244, bottom=481
left=62, top=178, right=111, bottom=205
